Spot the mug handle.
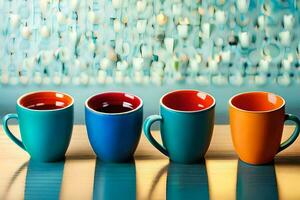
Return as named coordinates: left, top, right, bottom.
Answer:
left=143, top=115, right=169, bottom=156
left=278, top=114, right=300, bottom=153
left=2, top=114, right=26, bottom=151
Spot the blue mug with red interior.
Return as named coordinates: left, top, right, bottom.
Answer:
left=85, top=92, right=143, bottom=162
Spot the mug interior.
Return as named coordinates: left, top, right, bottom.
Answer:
left=230, top=92, right=285, bottom=112
left=86, top=92, right=142, bottom=114
left=161, top=90, right=215, bottom=112
left=19, top=91, right=73, bottom=111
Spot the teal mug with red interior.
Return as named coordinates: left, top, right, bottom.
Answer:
left=2, top=91, right=74, bottom=162
left=143, top=90, right=215, bottom=164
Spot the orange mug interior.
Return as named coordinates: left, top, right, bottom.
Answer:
left=230, top=92, right=285, bottom=112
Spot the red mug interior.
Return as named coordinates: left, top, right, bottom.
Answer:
left=230, top=92, right=285, bottom=112
left=161, top=90, right=215, bottom=112
left=19, top=91, right=73, bottom=110
left=87, top=92, right=142, bottom=114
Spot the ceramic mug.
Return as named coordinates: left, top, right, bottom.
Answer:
left=85, top=92, right=143, bottom=162
left=143, top=90, right=215, bottom=164
left=229, top=91, right=300, bottom=165
left=2, top=91, right=74, bottom=162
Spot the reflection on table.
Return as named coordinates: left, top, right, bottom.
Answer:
left=25, top=161, right=64, bottom=200
left=93, top=160, right=136, bottom=200
left=1, top=158, right=300, bottom=200
left=166, top=162, right=209, bottom=200
left=236, top=160, right=278, bottom=200
left=0, top=126, right=299, bottom=199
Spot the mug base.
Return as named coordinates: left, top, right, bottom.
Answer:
left=238, top=158, right=275, bottom=166
left=30, top=155, right=66, bottom=163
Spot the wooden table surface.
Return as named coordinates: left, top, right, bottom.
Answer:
left=0, top=125, right=300, bottom=200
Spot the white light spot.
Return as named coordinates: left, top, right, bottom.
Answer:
left=102, top=102, right=109, bottom=107
left=124, top=93, right=134, bottom=99
left=56, top=93, right=64, bottom=98
left=268, top=94, right=277, bottom=105
left=123, top=102, right=133, bottom=108
left=56, top=101, right=65, bottom=107
left=197, top=92, right=207, bottom=100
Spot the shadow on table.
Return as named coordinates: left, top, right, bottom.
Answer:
left=1, top=161, right=28, bottom=199
left=236, top=160, right=278, bottom=200
left=24, top=160, right=65, bottom=200
left=92, top=159, right=136, bottom=200
left=275, top=156, right=300, bottom=165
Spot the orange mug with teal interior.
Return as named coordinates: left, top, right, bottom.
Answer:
left=229, top=91, right=300, bottom=165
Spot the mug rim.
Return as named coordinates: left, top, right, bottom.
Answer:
left=229, top=91, right=286, bottom=113
left=160, top=89, right=216, bottom=113
left=85, top=91, right=143, bottom=115
left=17, top=90, right=74, bottom=112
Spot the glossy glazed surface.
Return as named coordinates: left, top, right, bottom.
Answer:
left=1, top=125, right=300, bottom=200
left=161, top=90, right=215, bottom=112
left=19, top=91, right=73, bottom=111
left=229, top=92, right=300, bottom=165
left=85, top=92, right=143, bottom=162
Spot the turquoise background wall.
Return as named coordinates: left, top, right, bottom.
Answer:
left=1, top=85, right=299, bottom=124
left=1, top=0, right=300, bottom=125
